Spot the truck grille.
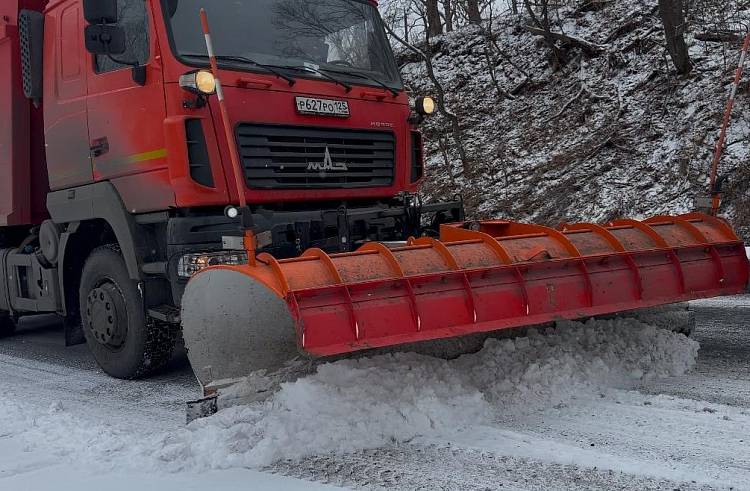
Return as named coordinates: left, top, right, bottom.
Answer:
left=236, top=124, right=395, bottom=189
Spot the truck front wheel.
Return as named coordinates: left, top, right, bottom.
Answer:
left=79, top=245, right=176, bottom=379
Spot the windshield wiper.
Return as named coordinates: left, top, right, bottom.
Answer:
left=318, top=67, right=400, bottom=97
left=276, top=64, right=352, bottom=93
left=181, top=53, right=296, bottom=86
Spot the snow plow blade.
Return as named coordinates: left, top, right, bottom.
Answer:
left=182, top=212, right=748, bottom=393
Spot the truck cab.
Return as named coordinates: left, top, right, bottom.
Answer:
left=0, top=0, right=460, bottom=378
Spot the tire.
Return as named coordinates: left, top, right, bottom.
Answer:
left=0, top=314, right=16, bottom=337
left=79, top=245, right=177, bottom=379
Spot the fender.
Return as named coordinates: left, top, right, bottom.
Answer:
left=47, top=182, right=145, bottom=284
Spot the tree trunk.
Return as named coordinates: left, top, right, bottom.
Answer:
left=444, top=0, right=454, bottom=32
left=403, top=11, right=409, bottom=42
left=658, top=0, right=692, bottom=74
left=523, top=0, right=567, bottom=68
left=466, top=0, right=482, bottom=24
left=426, top=0, right=443, bottom=38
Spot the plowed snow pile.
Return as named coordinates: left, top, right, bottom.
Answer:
left=146, top=317, right=697, bottom=470
left=0, top=317, right=698, bottom=473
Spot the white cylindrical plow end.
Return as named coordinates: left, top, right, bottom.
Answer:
left=181, top=268, right=299, bottom=392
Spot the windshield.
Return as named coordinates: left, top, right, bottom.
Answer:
left=162, top=0, right=402, bottom=89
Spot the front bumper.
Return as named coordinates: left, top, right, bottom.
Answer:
left=165, top=197, right=465, bottom=304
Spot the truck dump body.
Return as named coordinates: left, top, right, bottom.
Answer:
left=182, top=212, right=749, bottom=392
left=0, top=0, right=48, bottom=227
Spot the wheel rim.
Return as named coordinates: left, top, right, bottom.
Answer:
left=85, top=282, right=127, bottom=349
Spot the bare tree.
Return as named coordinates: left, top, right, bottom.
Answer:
left=658, top=0, right=692, bottom=73
left=426, top=0, right=443, bottom=37
left=380, top=0, right=422, bottom=42
left=403, top=10, right=410, bottom=42
left=380, top=0, right=494, bottom=40
left=523, top=0, right=567, bottom=67
left=383, top=22, right=471, bottom=174
left=480, top=1, right=531, bottom=99
left=443, top=0, right=454, bottom=32
left=466, top=0, right=482, bottom=24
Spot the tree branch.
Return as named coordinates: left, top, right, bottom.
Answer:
left=383, top=21, right=471, bottom=173
left=523, top=25, right=608, bottom=55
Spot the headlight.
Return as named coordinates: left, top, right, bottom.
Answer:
left=177, top=251, right=248, bottom=278
left=415, top=96, right=436, bottom=116
left=179, top=70, right=217, bottom=95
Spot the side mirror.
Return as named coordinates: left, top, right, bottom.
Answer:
left=18, top=10, right=44, bottom=104
left=83, top=0, right=118, bottom=24
left=84, top=25, right=126, bottom=55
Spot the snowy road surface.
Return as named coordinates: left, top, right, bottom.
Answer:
left=1, top=296, right=749, bottom=490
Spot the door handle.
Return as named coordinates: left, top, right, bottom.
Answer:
left=90, top=137, right=109, bottom=158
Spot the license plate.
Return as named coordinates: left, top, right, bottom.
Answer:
left=295, top=97, right=350, bottom=117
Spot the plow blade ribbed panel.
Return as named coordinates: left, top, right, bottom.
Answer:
left=181, top=213, right=748, bottom=390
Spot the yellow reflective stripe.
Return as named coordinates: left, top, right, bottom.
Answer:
left=94, top=148, right=168, bottom=174
left=126, top=148, right=168, bottom=164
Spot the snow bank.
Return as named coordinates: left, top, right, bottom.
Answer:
left=144, top=317, right=698, bottom=469
left=0, top=317, right=699, bottom=473
left=148, top=354, right=491, bottom=470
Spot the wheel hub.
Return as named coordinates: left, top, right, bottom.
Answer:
left=86, top=283, right=126, bottom=348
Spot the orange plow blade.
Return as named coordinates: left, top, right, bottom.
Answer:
left=181, top=213, right=748, bottom=391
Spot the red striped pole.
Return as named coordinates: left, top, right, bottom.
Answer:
left=200, top=8, right=247, bottom=210
left=200, top=9, right=257, bottom=260
left=709, top=32, right=750, bottom=216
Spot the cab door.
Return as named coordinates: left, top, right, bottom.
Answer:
left=85, top=0, right=173, bottom=212
left=43, top=0, right=92, bottom=190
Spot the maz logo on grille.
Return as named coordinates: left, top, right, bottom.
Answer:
left=307, top=147, right=349, bottom=172
left=236, top=124, right=395, bottom=189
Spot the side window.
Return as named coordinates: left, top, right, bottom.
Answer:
left=95, top=0, right=149, bottom=74
left=60, top=6, right=82, bottom=80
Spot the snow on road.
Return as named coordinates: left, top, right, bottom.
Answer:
left=1, top=297, right=749, bottom=490
left=0, top=320, right=336, bottom=490
left=140, top=317, right=697, bottom=470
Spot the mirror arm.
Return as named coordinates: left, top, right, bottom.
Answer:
left=131, top=65, right=147, bottom=86
left=105, top=53, right=147, bottom=86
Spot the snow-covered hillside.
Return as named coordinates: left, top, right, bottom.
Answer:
left=399, top=0, right=750, bottom=239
